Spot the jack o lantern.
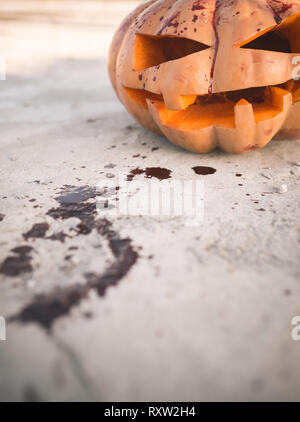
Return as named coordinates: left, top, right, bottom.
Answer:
left=109, top=0, right=300, bottom=153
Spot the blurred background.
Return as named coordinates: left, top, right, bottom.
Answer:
left=0, top=0, right=141, bottom=143
left=0, top=0, right=138, bottom=78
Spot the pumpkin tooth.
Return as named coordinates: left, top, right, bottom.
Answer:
left=234, top=98, right=255, bottom=131
left=291, top=83, right=300, bottom=103
left=264, top=87, right=292, bottom=110
left=179, top=95, right=197, bottom=109
left=280, top=80, right=300, bottom=103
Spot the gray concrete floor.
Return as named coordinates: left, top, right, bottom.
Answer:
left=0, top=1, right=300, bottom=402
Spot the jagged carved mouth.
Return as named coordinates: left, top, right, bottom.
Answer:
left=124, top=80, right=300, bottom=130
left=123, top=11, right=300, bottom=130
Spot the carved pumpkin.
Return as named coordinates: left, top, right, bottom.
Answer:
left=109, top=0, right=300, bottom=153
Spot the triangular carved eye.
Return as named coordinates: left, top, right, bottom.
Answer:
left=241, top=30, right=291, bottom=53
left=134, top=34, right=210, bottom=70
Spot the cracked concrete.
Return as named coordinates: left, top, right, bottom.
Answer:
left=0, top=1, right=300, bottom=402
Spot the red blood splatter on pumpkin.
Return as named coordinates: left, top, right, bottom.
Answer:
left=192, top=1, right=206, bottom=11
left=157, top=12, right=180, bottom=34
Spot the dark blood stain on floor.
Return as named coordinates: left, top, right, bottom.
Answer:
left=47, top=201, right=96, bottom=228
left=145, top=167, right=171, bottom=180
left=127, top=167, right=172, bottom=181
left=10, top=284, right=88, bottom=331
left=23, top=222, right=68, bottom=243
left=192, top=166, right=216, bottom=175
left=85, top=236, right=138, bottom=297
left=10, top=185, right=139, bottom=331
left=0, top=246, right=33, bottom=277
left=23, top=223, right=49, bottom=240
left=47, top=232, right=68, bottom=243
left=55, top=185, right=97, bottom=204
left=126, top=168, right=144, bottom=181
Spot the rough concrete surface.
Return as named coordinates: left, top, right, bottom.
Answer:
left=0, top=1, right=300, bottom=402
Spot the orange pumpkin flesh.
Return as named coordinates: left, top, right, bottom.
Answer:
left=109, top=0, right=300, bottom=153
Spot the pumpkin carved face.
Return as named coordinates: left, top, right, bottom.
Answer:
left=109, top=0, right=300, bottom=153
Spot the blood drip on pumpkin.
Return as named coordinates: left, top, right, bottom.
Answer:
left=157, top=12, right=180, bottom=34
left=208, top=0, right=221, bottom=94
left=192, top=0, right=206, bottom=11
